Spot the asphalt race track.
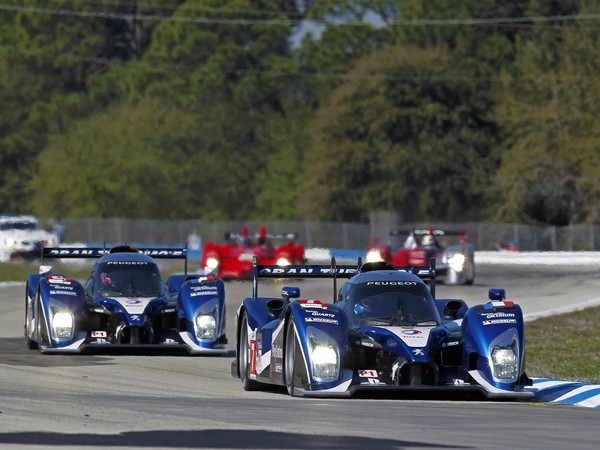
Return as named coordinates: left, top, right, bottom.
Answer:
left=1, top=264, right=600, bottom=450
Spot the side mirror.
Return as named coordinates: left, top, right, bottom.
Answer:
left=39, top=265, right=53, bottom=275
left=281, top=286, right=300, bottom=300
left=488, top=288, right=506, bottom=301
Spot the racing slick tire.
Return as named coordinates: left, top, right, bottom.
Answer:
left=239, top=312, right=261, bottom=391
left=25, top=286, right=38, bottom=350
left=465, top=256, right=475, bottom=285
left=284, top=319, right=304, bottom=397
left=35, top=296, right=50, bottom=353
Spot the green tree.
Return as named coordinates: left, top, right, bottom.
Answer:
left=302, top=45, right=500, bottom=222
left=0, top=0, right=177, bottom=212
left=492, top=5, right=600, bottom=225
left=29, top=99, right=196, bottom=218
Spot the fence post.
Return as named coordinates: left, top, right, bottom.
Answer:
left=304, top=221, right=312, bottom=248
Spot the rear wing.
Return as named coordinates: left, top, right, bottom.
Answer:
left=226, top=232, right=298, bottom=241
left=251, top=256, right=437, bottom=300
left=391, top=228, right=467, bottom=237
left=41, top=245, right=189, bottom=273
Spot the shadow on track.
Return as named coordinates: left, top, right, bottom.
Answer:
left=0, top=429, right=467, bottom=449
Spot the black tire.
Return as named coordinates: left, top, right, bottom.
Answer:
left=465, top=257, right=475, bottom=285
left=284, top=320, right=301, bottom=397
left=35, top=296, right=49, bottom=352
left=239, top=313, right=261, bottom=391
left=25, top=287, right=38, bottom=350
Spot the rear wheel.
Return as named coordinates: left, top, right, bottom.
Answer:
left=239, top=313, right=260, bottom=390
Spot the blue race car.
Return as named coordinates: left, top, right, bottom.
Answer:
left=25, top=245, right=227, bottom=354
left=232, top=258, right=533, bottom=398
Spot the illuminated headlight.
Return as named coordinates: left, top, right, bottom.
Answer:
left=195, top=314, right=217, bottom=340
left=365, top=249, right=384, bottom=263
left=491, top=346, right=518, bottom=381
left=308, top=328, right=339, bottom=381
left=204, top=257, right=219, bottom=275
left=5, top=238, right=17, bottom=247
left=311, top=345, right=339, bottom=380
left=276, top=257, right=292, bottom=266
left=447, top=253, right=466, bottom=272
left=51, top=311, right=74, bottom=339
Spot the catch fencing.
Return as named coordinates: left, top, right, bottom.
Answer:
left=51, top=218, right=600, bottom=252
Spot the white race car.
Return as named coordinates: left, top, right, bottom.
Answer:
left=0, top=215, right=59, bottom=262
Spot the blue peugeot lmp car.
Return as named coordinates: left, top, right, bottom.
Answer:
left=232, top=258, right=533, bottom=398
left=24, top=245, right=227, bottom=354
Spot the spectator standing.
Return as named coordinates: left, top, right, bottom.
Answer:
left=187, top=228, right=202, bottom=251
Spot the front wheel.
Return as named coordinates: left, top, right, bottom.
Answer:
left=238, top=313, right=260, bottom=391
left=25, top=286, right=38, bottom=350
left=465, top=257, right=475, bottom=285
left=284, top=320, right=301, bottom=397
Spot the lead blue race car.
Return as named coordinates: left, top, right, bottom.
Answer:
left=232, top=258, right=533, bottom=398
left=24, top=245, right=227, bottom=354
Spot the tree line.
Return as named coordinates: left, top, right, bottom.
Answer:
left=0, top=0, right=599, bottom=226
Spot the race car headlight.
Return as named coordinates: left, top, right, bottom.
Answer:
left=491, top=346, right=518, bottom=381
left=276, top=257, right=292, bottom=266
left=51, top=311, right=74, bottom=339
left=308, top=327, right=339, bottom=381
left=447, top=253, right=466, bottom=272
left=195, top=314, right=217, bottom=340
left=205, top=257, right=219, bottom=270
left=311, top=345, right=338, bottom=381
left=5, top=238, right=17, bottom=247
left=365, top=249, right=384, bottom=263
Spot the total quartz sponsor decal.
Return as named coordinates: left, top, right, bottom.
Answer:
left=383, top=327, right=432, bottom=348
left=114, top=297, right=153, bottom=313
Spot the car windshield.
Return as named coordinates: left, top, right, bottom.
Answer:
left=0, top=221, right=38, bottom=231
left=95, top=262, right=163, bottom=298
left=350, top=283, right=440, bottom=327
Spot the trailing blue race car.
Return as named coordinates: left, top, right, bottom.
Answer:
left=25, top=245, right=227, bottom=354
left=232, top=258, right=533, bottom=398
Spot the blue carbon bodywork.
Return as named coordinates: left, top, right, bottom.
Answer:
left=24, top=246, right=227, bottom=355
left=233, top=259, right=533, bottom=399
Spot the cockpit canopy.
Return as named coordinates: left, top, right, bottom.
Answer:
left=343, top=281, right=441, bottom=327
left=93, top=260, right=163, bottom=298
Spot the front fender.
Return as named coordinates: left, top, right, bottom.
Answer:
left=178, top=278, right=226, bottom=345
left=462, top=302, right=527, bottom=390
left=37, top=275, right=86, bottom=347
left=288, top=300, right=348, bottom=386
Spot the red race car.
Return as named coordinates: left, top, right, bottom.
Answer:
left=366, top=228, right=475, bottom=285
left=201, top=226, right=305, bottom=279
